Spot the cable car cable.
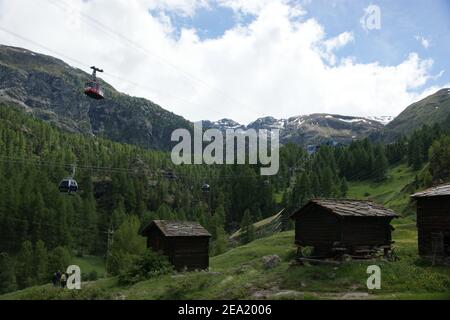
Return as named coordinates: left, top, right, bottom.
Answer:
left=45, top=0, right=261, bottom=117
left=0, top=25, right=227, bottom=118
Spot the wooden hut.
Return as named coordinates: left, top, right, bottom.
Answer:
left=141, top=220, right=211, bottom=271
left=411, top=183, right=450, bottom=260
left=290, top=199, right=398, bottom=258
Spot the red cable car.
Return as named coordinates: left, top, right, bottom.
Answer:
left=84, top=66, right=104, bottom=100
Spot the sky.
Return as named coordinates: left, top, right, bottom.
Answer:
left=0, top=0, right=449, bottom=124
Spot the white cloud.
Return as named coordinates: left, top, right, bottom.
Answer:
left=0, top=0, right=445, bottom=124
left=415, top=35, right=431, bottom=49
left=218, top=0, right=304, bottom=16
left=322, top=31, right=354, bottom=65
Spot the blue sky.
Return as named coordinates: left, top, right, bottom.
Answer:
left=159, top=0, right=450, bottom=89
left=2, top=0, right=449, bottom=122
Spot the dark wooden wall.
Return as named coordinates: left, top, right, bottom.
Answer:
left=416, top=196, right=450, bottom=257
left=168, top=237, right=210, bottom=271
left=143, top=227, right=210, bottom=271
left=294, top=205, right=341, bottom=247
left=294, top=204, right=393, bottom=250
left=341, top=217, right=393, bottom=246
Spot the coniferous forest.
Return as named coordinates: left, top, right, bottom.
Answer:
left=1, top=102, right=450, bottom=294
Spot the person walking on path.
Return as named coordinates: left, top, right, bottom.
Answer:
left=60, top=272, right=67, bottom=288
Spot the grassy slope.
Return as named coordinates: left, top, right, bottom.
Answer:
left=70, top=256, right=107, bottom=278
left=3, top=224, right=450, bottom=300
left=230, top=210, right=283, bottom=240
left=347, top=163, right=417, bottom=215
left=3, top=164, right=450, bottom=300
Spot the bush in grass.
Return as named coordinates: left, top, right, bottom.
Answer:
left=14, top=285, right=113, bottom=300
left=86, top=270, right=98, bottom=281
left=162, top=274, right=213, bottom=300
left=106, top=216, right=146, bottom=276
left=118, top=249, right=173, bottom=285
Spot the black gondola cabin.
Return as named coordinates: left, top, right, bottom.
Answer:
left=412, top=184, right=450, bottom=260
left=291, top=199, right=398, bottom=258
left=141, top=220, right=211, bottom=271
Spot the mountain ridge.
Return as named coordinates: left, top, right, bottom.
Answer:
left=0, top=44, right=192, bottom=151
left=203, top=113, right=386, bottom=145
left=383, top=88, right=450, bottom=141
left=2, top=44, right=449, bottom=149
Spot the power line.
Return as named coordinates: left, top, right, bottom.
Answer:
left=44, top=0, right=260, bottom=117
left=0, top=26, right=224, bottom=118
left=0, top=26, right=90, bottom=69
left=0, top=154, right=273, bottom=180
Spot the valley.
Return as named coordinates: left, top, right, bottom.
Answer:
left=1, top=44, right=450, bottom=301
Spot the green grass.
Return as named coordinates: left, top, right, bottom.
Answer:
left=71, top=255, right=107, bottom=278
left=347, top=164, right=417, bottom=214
left=3, top=223, right=450, bottom=300
left=3, top=163, right=449, bottom=300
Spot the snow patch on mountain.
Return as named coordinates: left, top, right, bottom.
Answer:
left=366, top=116, right=394, bottom=125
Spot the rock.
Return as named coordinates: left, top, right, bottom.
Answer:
left=261, top=255, right=281, bottom=269
left=341, top=292, right=370, bottom=300
left=113, top=293, right=126, bottom=300
left=272, top=290, right=304, bottom=299
left=252, top=290, right=273, bottom=299
left=252, top=289, right=304, bottom=300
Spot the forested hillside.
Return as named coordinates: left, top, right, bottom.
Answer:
left=1, top=101, right=450, bottom=294
left=0, top=103, right=279, bottom=292
left=0, top=45, right=191, bottom=150
left=383, top=89, right=450, bottom=142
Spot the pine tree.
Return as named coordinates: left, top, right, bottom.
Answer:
left=240, top=209, right=255, bottom=245
left=107, top=215, right=146, bottom=276
left=373, top=144, right=388, bottom=181
left=212, top=226, right=227, bottom=256
left=48, top=246, right=71, bottom=275
left=16, top=241, right=35, bottom=288
left=34, top=240, right=48, bottom=283
left=0, top=253, right=17, bottom=294
left=340, top=177, right=349, bottom=197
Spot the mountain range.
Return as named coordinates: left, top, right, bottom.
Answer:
left=0, top=45, right=191, bottom=151
left=0, top=44, right=449, bottom=149
left=203, top=114, right=387, bottom=145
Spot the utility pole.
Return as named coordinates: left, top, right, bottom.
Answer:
left=106, top=223, right=114, bottom=257
left=105, top=222, right=114, bottom=275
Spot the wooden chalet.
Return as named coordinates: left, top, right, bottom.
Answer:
left=290, top=199, right=399, bottom=258
left=141, top=220, right=211, bottom=271
left=411, top=183, right=450, bottom=260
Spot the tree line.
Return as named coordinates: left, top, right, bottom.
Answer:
left=1, top=103, right=450, bottom=293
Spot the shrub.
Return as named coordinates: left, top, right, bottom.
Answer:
left=86, top=270, right=98, bottom=281
left=106, top=216, right=146, bottom=276
left=14, top=285, right=113, bottom=300
left=0, top=252, right=17, bottom=294
left=118, top=249, right=173, bottom=285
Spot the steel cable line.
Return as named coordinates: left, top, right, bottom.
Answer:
left=0, top=155, right=274, bottom=180
left=0, top=26, right=89, bottom=69
left=45, top=0, right=261, bottom=117
left=0, top=26, right=225, bottom=118
left=0, top=215, right=99, bottom=235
